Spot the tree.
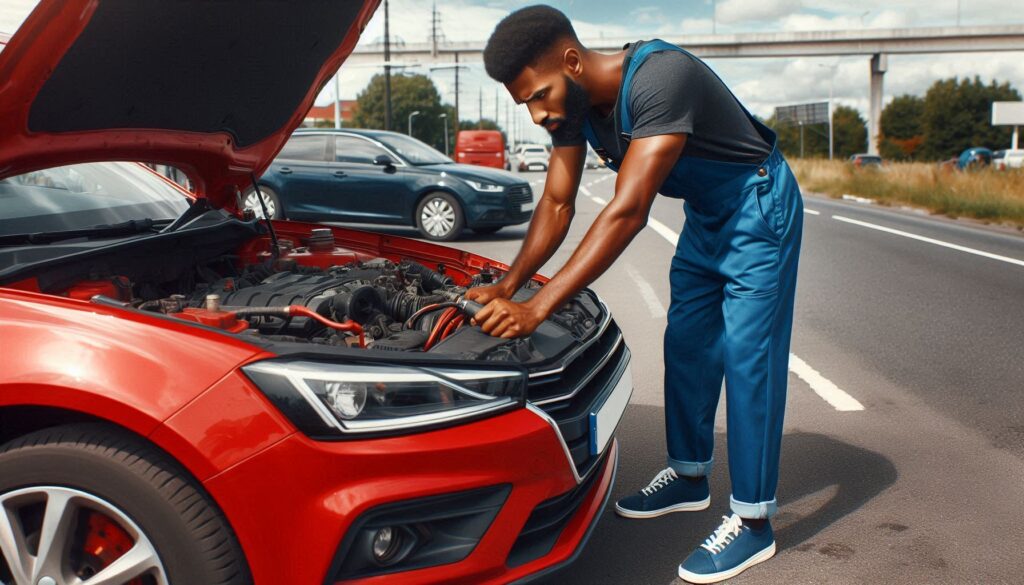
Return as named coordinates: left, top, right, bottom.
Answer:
left=352, top=73, right=452, bottom=153
left=879, top=94, right=925, bottom=160
left=920, top=77, right=1021, bottom=160
left=766, top=105, right=865, bottom=159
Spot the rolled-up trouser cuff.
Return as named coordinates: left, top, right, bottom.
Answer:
left=668, top=457, right=713, bottom=477
left=730, top=495, right=777, bottom=519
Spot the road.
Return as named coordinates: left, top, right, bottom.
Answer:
left=348, top=168, right=1024, bottom=584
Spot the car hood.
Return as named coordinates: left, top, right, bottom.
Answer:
left=0, top=0, right=379, bottom=209
left=423, top=164, right=524, bottom=186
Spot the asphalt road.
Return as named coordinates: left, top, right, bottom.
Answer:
left=343, top=168, right=1024, bottom=584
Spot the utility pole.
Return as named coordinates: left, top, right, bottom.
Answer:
left=429, top=56, right=467, bottom=148
left=383, top=0, right=392, bottom=131
left=478, top=87, right=483, bottom=129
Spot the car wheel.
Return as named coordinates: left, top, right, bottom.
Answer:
left=416, top=192, right=464, bottom=241
left=472, top=226, right=502, bottom=235
left=243, top=186, right=283, bottom=219
left=0, top=423, right=251, bottom=585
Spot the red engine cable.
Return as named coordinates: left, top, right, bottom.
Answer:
left=228, top=305, right=366, bottom=348
left=424, top=307, right=457, bottom=350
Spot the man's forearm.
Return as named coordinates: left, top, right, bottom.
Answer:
left=500, top=196, right=574, bottom=291
left=528, top=197, right=647, bottom=314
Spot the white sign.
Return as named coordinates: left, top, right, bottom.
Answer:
left=992, top=102, right=1024, bottom=126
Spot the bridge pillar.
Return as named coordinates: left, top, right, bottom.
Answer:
left=869, top=53, right=887, bottom=156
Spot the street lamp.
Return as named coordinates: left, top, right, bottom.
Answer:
left=408, top=110, right=421, bottom=137
left=818, top=63, right=839, bottom=160
left=439, top=112, right=449, bottom=155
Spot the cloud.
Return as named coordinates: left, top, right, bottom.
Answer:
left=717, top=0, right=804, bottom=25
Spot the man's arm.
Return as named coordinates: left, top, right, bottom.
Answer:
left=464, top=144, right=586, bottom=304
left=475, top=133, right=687, bottom=338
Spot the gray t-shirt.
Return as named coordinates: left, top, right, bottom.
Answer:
left=557, top=41, right=771, bottom=165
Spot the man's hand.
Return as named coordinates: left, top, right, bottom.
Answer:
left=464, top=282, right=514, bottom=305
left=473, top=298, right=548, bottom=338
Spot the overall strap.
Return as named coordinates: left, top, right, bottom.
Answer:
left=618, top=39, right=683, bottom=136
left=581, top=39, right=679, bottom=171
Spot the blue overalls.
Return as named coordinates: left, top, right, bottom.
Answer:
left=583, top=40, right=803, bottom=519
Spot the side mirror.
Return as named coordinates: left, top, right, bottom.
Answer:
left=373, top=154, right=396, bottom=168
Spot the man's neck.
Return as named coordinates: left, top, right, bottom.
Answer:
left=580, top=48, right=626, bottom=118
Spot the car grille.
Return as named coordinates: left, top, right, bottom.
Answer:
left=527, top=319, right=629, bottom=480
left=507, top=184, right=533, bottom=222
left=505, top=451, right=606, bottom=568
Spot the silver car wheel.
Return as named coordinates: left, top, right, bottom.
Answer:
left=420, top=197, right=456, bottom=237
left=244, top=191, right=276, bottom=219
left=0, top=486, right=169, bottom=585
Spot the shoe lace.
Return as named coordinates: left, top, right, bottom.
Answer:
left=640, top=467, right=678, bottom=496
left=700, top=514, right=744, bottom=554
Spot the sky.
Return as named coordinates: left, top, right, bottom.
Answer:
left=3, top=0, right=1023, bottom=145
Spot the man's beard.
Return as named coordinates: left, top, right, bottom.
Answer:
left=546, top=76, right=590, bottom=144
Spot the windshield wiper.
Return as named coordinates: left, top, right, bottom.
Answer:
left=0, top=218, right=171, bottom=246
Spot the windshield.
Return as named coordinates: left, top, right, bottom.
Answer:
left=374, top=134, right=452, bottom=165
left=0, top=162, right=190, bottom=237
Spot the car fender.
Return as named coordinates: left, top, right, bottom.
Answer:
left=0, top=289, right=275, bottom=478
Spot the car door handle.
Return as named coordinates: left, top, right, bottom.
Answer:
left=333, top=170, right=347, bottom=178
left=278, top=167, right=293, bottom=174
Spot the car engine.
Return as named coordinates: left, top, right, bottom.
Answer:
left=135, top=256, right=604, bottom=363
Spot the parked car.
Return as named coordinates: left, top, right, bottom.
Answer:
left=0, top=4, right=628, bottom=585
left=250, top=128, right=532, bottom=241
left=455, top=130, right=508, bottom=170
left=957, top=147, right=992, bottom=170
left=517, top=145, right=551, bottom=172
left=992, top=149, right=1024, bottom=170
left=848, top=153, right=883, bottom=168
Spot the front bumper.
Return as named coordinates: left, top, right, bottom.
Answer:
left=203, top=403, right=619, bottom=585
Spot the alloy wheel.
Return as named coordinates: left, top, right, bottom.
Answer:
left=0, top=486, right=168, bottom=585
left=420, top=197, right=456, bottom=238
left=244, top=191, right=276, bottom=219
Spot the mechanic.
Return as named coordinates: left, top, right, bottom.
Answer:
left=467, top=5, right=803, bottom=583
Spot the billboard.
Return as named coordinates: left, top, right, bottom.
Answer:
left=775, top=102, right=830, bottom=125
left=992, top=102, right=1024, bottom=126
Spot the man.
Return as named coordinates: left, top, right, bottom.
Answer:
left=469, top=5, right=803, bottom=583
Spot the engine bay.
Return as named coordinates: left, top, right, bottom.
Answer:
left=39, top=224, right=606, bottom=364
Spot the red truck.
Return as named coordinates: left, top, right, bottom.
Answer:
left=455, top=130, right=510, bottom=170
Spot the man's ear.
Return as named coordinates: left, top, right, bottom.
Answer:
left=561, top=46, right=583, bottom=78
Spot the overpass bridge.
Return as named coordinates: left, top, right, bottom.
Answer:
left=349, top=25, right=1024, bottom=155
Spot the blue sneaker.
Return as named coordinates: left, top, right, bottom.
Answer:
left=678, top=514, right=776, bottom=583
left=614, top=467, right=710, bottom=519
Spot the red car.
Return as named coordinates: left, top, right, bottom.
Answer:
left=0, top=3, right=630, bottom=585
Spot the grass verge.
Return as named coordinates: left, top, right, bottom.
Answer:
left=789, top=159, right=1024, bottom=229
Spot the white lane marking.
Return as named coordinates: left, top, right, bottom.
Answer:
left=804, top=209, right=821, bottom=216
left=579, top=184, right=593, bottom=197
left=841, top=194, right=875, bottom=205
left=647, top=218, right=680, bottom=246
left=624, top=264, right=667, bottom=319
left=788, top=354, right=865, bottom=411
left=530, top=178, right=545, bottom=185
left=833, top=215, right=1024, bottom=268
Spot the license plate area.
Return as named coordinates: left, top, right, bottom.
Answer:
left=588, top=361, right=632, bottom=456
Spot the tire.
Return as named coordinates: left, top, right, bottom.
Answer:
left=415, top=192, right=465, bottom=241
left=472, top=226, right=502, bottom=235
left=243, top=185, right=283, bottom=219
left=0, top=423, right=251, bottom=585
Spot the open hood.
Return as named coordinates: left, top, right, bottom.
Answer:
left=0, top=0, right=379, bottom=208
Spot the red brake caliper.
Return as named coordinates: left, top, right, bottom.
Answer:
left=81, top=511, right=145, bottom=585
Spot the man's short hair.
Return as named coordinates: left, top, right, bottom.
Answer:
left=483, top=5, right=579, bottom=84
